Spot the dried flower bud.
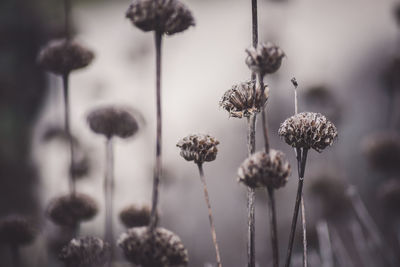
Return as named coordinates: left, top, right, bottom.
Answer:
left=87, top=106, right=139, bottom=139
left=119, top=205, right=151, bottom=228
left=126, top=0, right=195, bottom=35
left=176, top=134, right=219, bottom=165
left=118, top=226, right=188, bottom=267
left=278, top=112, right=338, bottom=152
left=59, top=236, right=111, bottom=267
left=377, top=179, right=400, bottom=215
left=238, top=150, right=290, bottom=189
left=245, top=42, right=285, bottom=76
left=0, top=215, right=37, bottom=246
left=38, top=39, right=94, bottom=75
left=47, top=193, right=98, bottom=227
left=219, top=81, right=269, bottom=118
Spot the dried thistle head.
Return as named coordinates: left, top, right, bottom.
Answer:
left=38, top=39, right=94, bottom=75
left=278, top=112, right=338, bottom=152
left=377, top=179, right=400, bottom=215
left=87, top=106, right=139, bottom=139
left=118, top=226, right=188, bottom=267
left=238, top=150, right=291, bottom=189
left=126, top=0, right=195, bottom=35
left=47, top=193, right=98, bottom=227
left=219, top=81, right=269, bottom=118
left=59, top=236, right=111, bottom=267
left=245, top=42, right=285, bottom=76
left=176, top=134, right=219, bottom=165
left=0, top=215, right=37, bottom=246
left=119, top=204, right=151, bottom=228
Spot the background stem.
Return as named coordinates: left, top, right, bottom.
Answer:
left=316, top=220, right=334, bottom=267
left=267, top=187, right=279, bottom=267
left=64, top=0, right=71, bottom=40
left=104, top=137, right=114, bottom=264
left=258, top=74, right=270, bottom=153
left=10, top=245, right=20, bottom=267
left=301, top=196, right=308, bottom=267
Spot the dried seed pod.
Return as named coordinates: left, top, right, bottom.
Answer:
left=87, top=106, right=139, bottom=139
left=47, top=193, right=98, bottom=227
left=377, top=179, right=400, bottom=215
left=118, top=226, right=188, bottom=267
left=219, top=81, right=269, bottom=118
left=119, top=205, right=151, bottom=228
left=59, top=236, right=111, bottom=267
left=278, top=112, right=338, bottom=152
left=245, top=42, right=285, bottom=76
left=38, top=39, right=94, bottom=75
left=176, top=134, right=219, bottom=165
left=126, top=0, right=195, bottom=35
left=0, top=215, right=37, bottom=246
left=238, top=150, right=291, bottom=189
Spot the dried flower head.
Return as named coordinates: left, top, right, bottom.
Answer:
left=38, top=39, right=94, bottom=75
left=119, top=205, right=151, bottom=228
left=126, top=0, right=195, bottom=35
left=245, top=42, right=285, bottom=76
left=87, top=106, right=139, bottom=139
left=0, top=215, right=37, bottom=246
left=238, top=150, right=291, bottom=189
left=377, top=179, right=400, bottom=215
left=176, top=134, right=219, bottom=165
left=59, top=236, right=111, bottom=267
left=219, top=81, right=269, bottom=118
left=278, top=112, right=338, bottom=152
left=118, top=226, right=188, bottom=267
left=47, top=193, right=98, bottom=227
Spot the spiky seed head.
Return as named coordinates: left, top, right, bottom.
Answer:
left=176, top=134, right=219, bottom=165
left=238, top=150, right=291, bottom=189
left=278, top=112, right=338, bottom=152
left=219, top=81, right=269, bottom=118
left=59, top=236, right=111, bottom=267
left=37, top=39, right=94, bottom=75
left=47, top=193, right=98, bottom=227
left=118, top=226, right=189, bottom=267
left=245, top=42, right=285, bottom=76
left=0, top=215, right=37, bottom=246
left=126, top=0, right=195, bottom=35
left=119, top=205, right=151, bottom=228
left=377, top=179, right=400, bottom=215
left=87, top=106, right=139, bottom=139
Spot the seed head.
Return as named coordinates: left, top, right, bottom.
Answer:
left=238, top=150, right=291, bottom=189
left=59, top=236, right=111, bottom=267
left=219, top=81, right=269, bottom=118
left=47, top=193, right=98, bottom=227
left=119, top=205, right=151, bottom=228
left=126, top=0, right=195, bottom=35
left=118, top=226, right=189, bottom=267
left=176, top=134, right=219, bottom=165
left=38, top=39, right=94, bottom=75
left=0, top=215, right=37, bottom=246
left=278, top=112, right=338, bottom=152
left=87, top=106, right=139, bottom=139
left=245, top=42, right=285, bottom=76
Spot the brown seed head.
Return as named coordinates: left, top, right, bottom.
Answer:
left=238, top=150, right=291, bottom=189
left=0, top=215, right=37, bottom=246
left=119, top=205, right=151, bottom=228
left=245, top=42, right=285, bottom=76
left=118, top=226, right=189, bottom=267
left=126, top=0, right=195, bottom=35
left=176, top=134, right=219, bottom=165
left=219, top=81, right=269, bottom=118
left=38, top=39, right=94, bottom=75
left=278, top=112, right=338, bottom=152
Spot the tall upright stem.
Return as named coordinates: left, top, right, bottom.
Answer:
left=150, top=31, right=163, bottom=232
left=267, top=187, right=279, bottom=267
left=247, top=116, right=256, bottom=267
left=104, top=137, right=114, bottom=263
left=316, top=220, right=334, bottom=267
left=64, top=0, right=71, bottom=40
left=301, top=196, right=308, bottom=267
left=197, top=164, right=222, bottom=267
left=258, top=74, right=270, bottom=153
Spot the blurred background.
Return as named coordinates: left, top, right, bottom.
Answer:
left=1, top=0, right=400, bottom=266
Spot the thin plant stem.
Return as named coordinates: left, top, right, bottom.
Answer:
left=258, top=74, right=270, bottom=153
left=330, top=226, right=355, bottom=267
left=197, top=163, right=222, bottom=267
left=301, top=196, right=308, bottom=267
left=350, top=219, right=373, bottom=267
left=251, top=0, right=258, bottom=82
left=316, top=220, right=334, bottom=267
left=150, top=31, right=163, bottom=232
left=10, top=245, right=20, bottom=267
left=267, top=187, right=279, bottom=267
left=64, top=0, right=71, bottom=40
left=104, top=137, right=114, bottom=264
left=247, top=115, right=256, bottom=267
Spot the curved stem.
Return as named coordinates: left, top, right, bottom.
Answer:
left=104, top=138, right=114, bottom=264
left=267, top=187, right=279, bottom=267
left=301, top=196, right=308, bottom=267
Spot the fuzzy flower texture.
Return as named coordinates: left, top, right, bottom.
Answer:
left=278, top=112, right=338, bottom=152
left=177, top=134, right=219, bottom=165
left=245, top=42, right=285, bottom=76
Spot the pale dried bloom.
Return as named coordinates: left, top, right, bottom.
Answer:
left=176, top=134, right=219, bottom=164
left=219, top=81, right=269, bottom=118
left=59, top=236, right=111, bottom=267
left=38, top=39, right=94, bottom=75
left=238, top=150, right=291, bottom=189
left=126, top=0, right=195, bottom=35
left=245, top=42, right=285, bottom=76
left=118, top=226, right=188, bottom=267
left=278, top=112, right=338, bottom=152
left=119, top=205, right=151, bottom=228
left=0, top=215, right=37, bottom=246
